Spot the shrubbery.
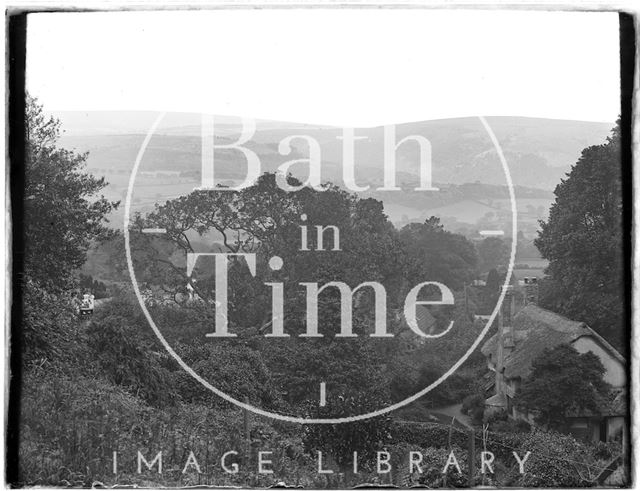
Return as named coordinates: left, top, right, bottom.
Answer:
left=390, top=421, right=617, bottom=488
left=391, top=421, right=468, bottom=449
left=18, top=366, right=316, bottom=487
left=386, top=442, right=469, bottom=488
left=22, top=278, right=88, bottom=367
left=490, top=418, right=531, bottom=434
left=461, top=393, right=485, bottom=424
left=78, top=273, right=109, bottom=299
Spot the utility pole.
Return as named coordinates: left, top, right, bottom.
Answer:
left=244, top=396, right=251, bottom=465
left=464, top=283, right=469, bottom=317
left=467, top=428, right=475, bottom=488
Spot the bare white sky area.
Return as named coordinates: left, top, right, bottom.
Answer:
left=26, top=9, right=620, bottom=126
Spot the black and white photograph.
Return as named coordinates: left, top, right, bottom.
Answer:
left=5, top=4, right=636, bottom=488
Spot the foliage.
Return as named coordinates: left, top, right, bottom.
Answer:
left=21, top=278, right=88, bottom=367
left=477, top=268, right=503, bottom=314
left=485, top=408, right=509, bottom=425
left=512, top=429, right=611, bottom=487
left=390, top=421, right=468, bottom=449
left=24, top=96, right=118, bottom=290
left=20, top=97, right=118, bottom=369
left=303, top=391, right=392, bottom=473
left=399, top=217, right=478, bottom=291
left=262, top=336, right=391, bottom=407
left=18, top=366, right=314, bottom=488
left=19, top=368, right=151, bottom=486
left=384, top=442, right=468, bottom=488
left=81, top=234, right=130, bottom=282
left=461, top=393, right=485, bottom=424
left=392, top=422, right=619, bottom=487
left=457, top=426, right=616, bottom=487
left=516, top=344, right=609, bottom=428
left=86, top=308, right=178, bottom=407
left=87, top=292, right=281, bottom=410
left=173, top=342, right=280, bottom=409
left=535, top=123, right=624, bottom=350
left=129, top=173, right=431, bottom=412
left=477, top=237, right=509, bottom=273
left=78, top=273, right=108, bottom=299
left=133, top=173, right=404, bottom=307
left=414, top=364, right=477, bottom=408
left=474, top=428, right=615, bottom=487
left=485, top=268, right=501, bottom=293
left=490, top=418, right=531, bottom=434
left=17, top=99, right=627, bottom=488
left=417, top=445, right=469, bottom=488
left=388, top=300, right=486, bottom=409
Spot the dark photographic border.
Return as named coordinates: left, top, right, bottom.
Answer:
left=5, top=6, right=637, bottom=487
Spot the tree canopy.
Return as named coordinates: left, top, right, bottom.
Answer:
left=516, top=344, right=609, bottom=429
left=21, top=97, right=118, bottom=365
left=477, top=237, right=509, bottom=273
left=535, top=123, right=624, bottom=350
left=129, top=177, right=481, bottom=414
left=24, top=96, right=118, bottom=289
left=399, top=216, right=477, bottom=292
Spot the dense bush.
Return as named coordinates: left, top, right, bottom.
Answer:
left=414, top=365, right=475, bottom=408
left=391, top=421, right=468, bottom=449
left=86, top=307, right=178, bottom=407
left=19, top=367, right=153, bottom=485
left=485, top=408, right=509, bottom=424
left=481, top=428, right=617, bottom=487
left=461, top=393, right=485, bottom=424
left=18, top=366, right=315, bottom=487
left=86, top=292, right=281, bottom=410
left=516, top=344, right=610, bottom=429
left=78, top=273, right=109, bottom=299
left=490, top=418, right=531, bottom=434
left=173, top=342, right=280, bottom=409
left=391, top=421, right=617, bottom=487
left=22, top=278, right=90, bottom=368
left=387, top=442, right=469, bottom=488
left=303, top=391, right=392, bottom=476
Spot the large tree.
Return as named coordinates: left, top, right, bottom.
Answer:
left=399, top=216, right=478, bottom=292
left=516, top=344, right=609, bottom=429
left=24, top=96, right=118, bottom=290
left=303, top=391, right=392, bottom=481
left=132, top=173, right=406, bottom=331
left=535, top=123, right=624, bottom=350
left=477, top=236, right=509, bottom=273
left=132, top=174, right=406, bottom=409
left=22, top=97, right=118, bottom=364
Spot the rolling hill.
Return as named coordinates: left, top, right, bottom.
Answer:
left=54, top=111, right=612, bottom=235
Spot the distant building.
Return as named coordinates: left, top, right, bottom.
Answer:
left=481, top=285, right=627, bottom=443
left=139, top=170, right=182, bottom=178
left=395, top=305, right=437, bottom=350
left=512, top=271, right=545, bottom=287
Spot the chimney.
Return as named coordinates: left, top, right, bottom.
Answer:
left=502, top=285, right=515, bottom=349
left=495, top=285, right=514, bottom=397
left=495, top=304, right=504, bottom=396
left=524, top=277, right=539, bottom=305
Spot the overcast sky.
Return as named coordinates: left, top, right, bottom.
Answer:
left=27, top=9, right=620, bottom=127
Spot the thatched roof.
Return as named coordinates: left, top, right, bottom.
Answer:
left=415, top=305, right=437, bottom=333
left=398, top=304, right=436, bottom=336
left=481, top=304, right=624, bottom=380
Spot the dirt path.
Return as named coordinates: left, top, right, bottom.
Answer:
left=431, top=403, right=473, bottom=428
